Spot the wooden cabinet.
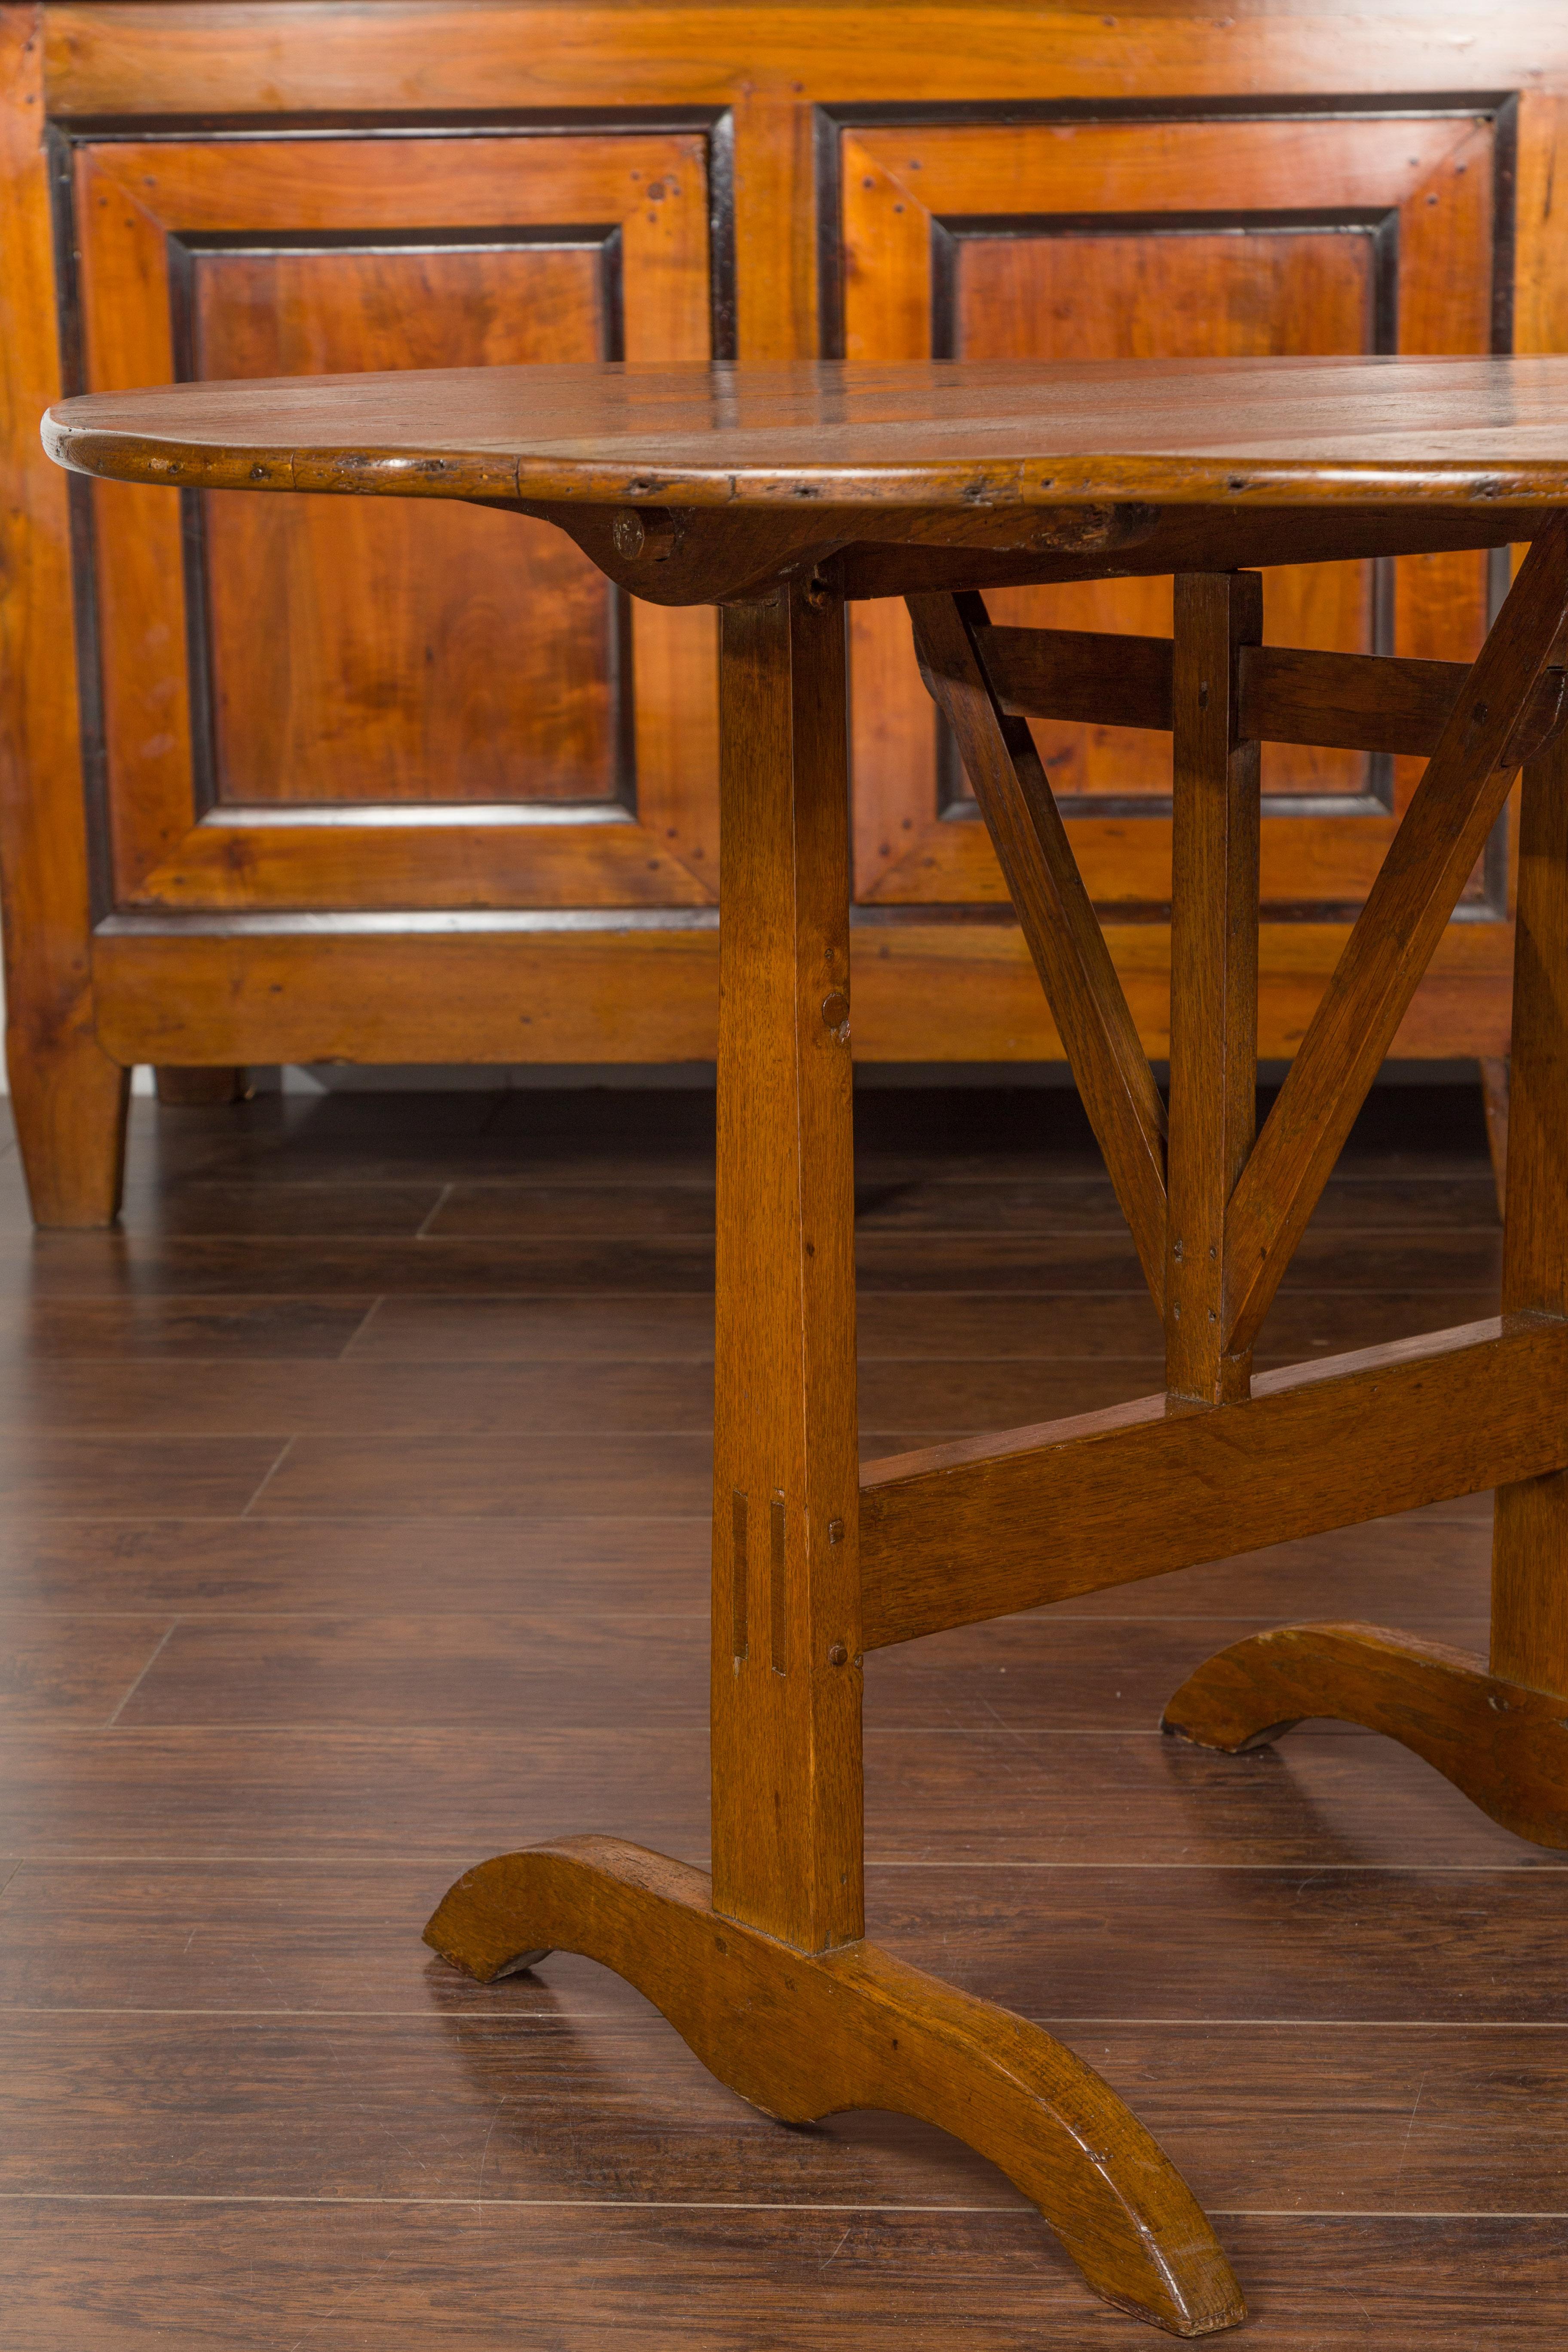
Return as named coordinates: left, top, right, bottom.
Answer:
left=3, top=3, right=1567, bottom=1221
left=72, top=124, right=722, bottom=915
left=836, top=106, right=1507, bottom=918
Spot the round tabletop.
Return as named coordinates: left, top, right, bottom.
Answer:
left=41, top=355, right=1568, bottom=512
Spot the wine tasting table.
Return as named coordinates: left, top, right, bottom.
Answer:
left=45, top=355, right=1568, bottom=2336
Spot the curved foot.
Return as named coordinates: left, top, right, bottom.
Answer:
left=1163, top=1620, right=1568, bottom=1849
left=426, top=1834, right=1244, bottom=2338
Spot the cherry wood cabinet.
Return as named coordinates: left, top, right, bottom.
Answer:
left=3, top=2, right=1568, bottom=1221
left=75, top=126, right=721, bottom=913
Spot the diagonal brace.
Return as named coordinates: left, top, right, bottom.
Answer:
left=1223, top=513, right=1568, bottom=1357
left=909, top=590, right=1168, bottom=1308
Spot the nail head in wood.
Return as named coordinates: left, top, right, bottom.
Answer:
left=610, top=506, right=681, bottom=561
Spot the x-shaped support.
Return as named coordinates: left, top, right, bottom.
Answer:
left=906, top=513, right=1568, bottom=1844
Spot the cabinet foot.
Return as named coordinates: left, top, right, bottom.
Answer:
left=6, top=1032, right=129, bottom=1227
left=426, top=1833, right=1245, bottom=2338
left=154, top=1066, right=248, bottom=1107
left=1163, top=1621, right=1568, bottom=1848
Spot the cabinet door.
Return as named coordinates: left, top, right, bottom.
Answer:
left=830, top=107, right=1508, bottom=916
left=65, top=127, right=723, bottom=910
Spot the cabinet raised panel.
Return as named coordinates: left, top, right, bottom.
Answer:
left=829, top=106, right=1507, bottom=914
left=68, top=127, right=724, bottom=910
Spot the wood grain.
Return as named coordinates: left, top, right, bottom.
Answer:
left=12, top=2199, right=1566, bottom=2351
left=907, top=590, right=1168, bottom=1303
left=6, top=2006, right=1566, bottom=2214
left=977, top=625, right=1568, bottom=764
left=46, top=356, right=1568, bottom=514
left=860, top=1319, right=1568, bottom=1648
left=3, top=1716, right=1554, bottom=1869
left=1165, top=574, right=1260, bottom=1405
left=10, top=8, right=1566, bottom=1237
left=1491, top=724, right=1568, bottom=1700
left=710, top=571, right=863, bottom=1954
left=425, top=1834, right=1246, bottom=2336
left=1163, top=1622, right=1568, bottom=1849
left=1224, top=515, right=1568, bottom=1355
left=2, top=1850, right=1558, bottom=2021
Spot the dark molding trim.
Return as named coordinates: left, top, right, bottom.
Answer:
left=164, top=219, right=638, bottom=823
left=45, top=124, right=114, bottom=923
left=51, top=102, right=739, bottom=886
left=51, top=104, right=739, bottom=363
left=50, top=105, right=735, bottom=141
left=815, top=89, right=1511, bottom=359
left=1491, top=92, right=1519, bottom=357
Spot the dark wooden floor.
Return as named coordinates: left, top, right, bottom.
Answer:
left=2, top=1078, right=1562, bottom=2347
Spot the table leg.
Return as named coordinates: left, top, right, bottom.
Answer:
left=1165, top=571, right=1262, bottom=1408
left=708, top=570, right=863, bottom=1953
left=1491, top=720, right=1568, bottom=1700
left=1165, top=575, right=1568, bottom=1848
left=425, top=568, right=1245, bottom=2338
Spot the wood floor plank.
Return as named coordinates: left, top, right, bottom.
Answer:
left=1056, top=1516, right=1490, bottom=1621
left=0, top=1511, right=1488, bottom=1621
left=117, top=1180, right=446, bottom=1237
left=0, top=1298, right=377, bottom=1363
left=0, top=1518, right=712, bottom=1614
left=249, top=1432, right=717, bottom=1518
left=0, top=1081, right=1535, bottom=2345
left=0, top=1615, right=175, bottom=1726
left=343, top=1289, right=1500, bottom=1363
left=0, top=1436, right=286, bottom=1519
left=117, top=1614, right=711, bottom=1727
left=2, top=2010, right=1564, bottom=2213
left=418, top=1170, right=1503, bottom=1243
left=851, top=1174, right=1500, bottom=1235
left=343, top=1294, right=721, bottom=1359
left=850, top=1231, right=1505, bottom=1292
left=0, top=1229, right=1504, bottom=1301
left=108, top=1612, right=1489, bottom=1733
left=3, top=1858, right=1563, bottom=2024
left=0, top=1358, right=1170, bottom=1440
left=428, top=1183, right=717, bottom=1237
left=0, top=1359, right=723, bottom=1439
left=0, top=2204, right=1559, bottom=2352
left=0, top=1724, right=1556, bottom=1865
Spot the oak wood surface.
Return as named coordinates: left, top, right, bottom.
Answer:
left=709, top=573, right=863, bottom=1954
left=86, top=913, right=1523, bottom=1075
left=838, top=98, right=1506, bottom=894
left=859, top=1318, right=1568, bottom=1649
left=1165, top=574, right=1259, bottom=1406
left=67, top=126, right=720, bottom=916
left=1163, top=1622, right=1568, bottom=1849
left=426, top=1835, right=1245, bottom=2335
